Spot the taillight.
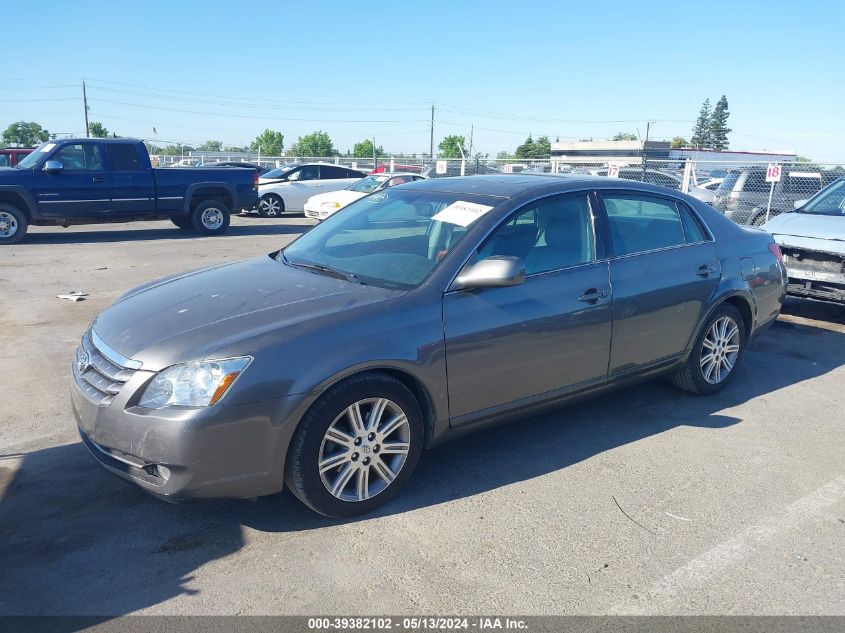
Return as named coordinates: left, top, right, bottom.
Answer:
left=253, top=172, right=259, bottom=188
left=728, top=192, right=738, bottom=204
left=768, top=242, right=783, bottom=263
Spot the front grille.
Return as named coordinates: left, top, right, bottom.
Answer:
left=783, top=248, right=845, bottom=275
left=72, top=331, right=138, bottom=407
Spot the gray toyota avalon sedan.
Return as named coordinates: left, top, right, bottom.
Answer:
left=71, top=174, right=787, bottom=517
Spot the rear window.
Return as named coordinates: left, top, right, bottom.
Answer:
left=742, top=171, right=769, bottom=193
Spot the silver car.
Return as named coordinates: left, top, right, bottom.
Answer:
left=72, top=175, right=786, bottom=517
left=762, top=178, right=845, bottom=303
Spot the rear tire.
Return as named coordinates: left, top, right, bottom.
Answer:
left=285, top=373, right=424, bottom=518
left=258, top=193, right=284, bottom=217
left=0, top=203, right=28, bottom=245
left=191, top=200, right=231, bottom=235
left=671, top=303, right=746, bottom=395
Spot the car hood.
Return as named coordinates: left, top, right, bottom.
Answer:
left=92, top=255, right=403, bottom=369
left=306, top=190, right=365, bottom=208
left=762, top=213, right=845, bottom=255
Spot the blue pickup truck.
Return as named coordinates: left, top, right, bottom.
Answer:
left=0, top=138, right=258, bottom=244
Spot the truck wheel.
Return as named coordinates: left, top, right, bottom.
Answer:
left=191, top=200, right=231, bottom=235
left=258, top=193, right=284, bottom=217
left=171, top=216, right=193, bottom=230
left=0, top=203, right=28, bottom=245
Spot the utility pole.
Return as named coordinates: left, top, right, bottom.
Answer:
left=429, top=104, right=434, bottom=160
left=82, top=81, right=90, bottom=138
left=373, top=136, right=377, bottom=172
left=642, top=121, right=652, bottom=180
left=469, top=124, right=474, bottom=158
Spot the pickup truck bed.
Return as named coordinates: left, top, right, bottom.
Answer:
left=0, top=138, right=258, bottom=244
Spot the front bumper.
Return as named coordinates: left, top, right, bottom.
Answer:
left=71, top=360, right=293, bottom=501
left=303, top=205, right=330, bottom=221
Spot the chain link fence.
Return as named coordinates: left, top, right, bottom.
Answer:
left=155, top=153, right=845, bottom=226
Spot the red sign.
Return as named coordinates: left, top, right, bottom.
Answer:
left=766, top=164, right=782, bottom=183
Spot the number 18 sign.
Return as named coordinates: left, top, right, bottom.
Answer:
left=766, top=163, right=782, bottom=183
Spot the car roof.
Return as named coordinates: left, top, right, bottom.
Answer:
left=398, top=173, right=677, bottom=198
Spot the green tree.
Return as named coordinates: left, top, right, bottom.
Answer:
left=250, top=129, right=284, bottom=155
left=198, top=140, right=223, bottom=152
left=88, top=121, right=109, bottom=138
left=533, top=135, right=551, bottom=158
left=690, top=98, right=712, bottom=148
left=496, top=150, right=512, bottom=159
left=353, top=139, right=386, bottom=158
left=438, top=135, right=467, bottom=159
left=670, top=136, right=688, bottom=149
left=292, top=130, right=335, bottom=157
left=612, top=132, right=638, bottom=141
left=160, top=144, right=195, bottom=156
left=2, top=121, right=50, bottom=147
left=514, top=135, right=536, bottom=158
left=709, top=95, right=731, bottom=151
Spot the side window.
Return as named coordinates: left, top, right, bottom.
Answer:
left=0, top=155, right=8, bottom=167
left=53, top=143, right=103, bottom=171
left=742, top=171, right=769, bottom=193
left=319, top=165, right=346, bottom=179
left=677, top=202, right=708, bottom=243
left=298, top=165, right=319, bottom=180
left=478, top=195, right=595, bottom=275
left=109, top=144, right=142, bottom=171
left=346, top=169, right=365, bottom=178
left=603, top=193, right=685, bottom=255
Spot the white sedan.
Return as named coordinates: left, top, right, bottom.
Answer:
left=304, top=172, right=426, bottom=221
left=255, top=163, right=367, bottom=216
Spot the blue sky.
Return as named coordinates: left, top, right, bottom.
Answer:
left=2, top=0, right=843, bottom=159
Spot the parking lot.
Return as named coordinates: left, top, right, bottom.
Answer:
left=1, top=216, right=844, bottom=616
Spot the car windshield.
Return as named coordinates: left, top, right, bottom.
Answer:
left=16, top=143, right=55, bottom=169
left=281, top=188, right=502, bottom=289
left=715, top=171, right=740, bottom=193
left=800, top=179, right=845, bottom=216
left=262, top=166, right=295, bottom=179
left=347, top=175, right=389, bottom=193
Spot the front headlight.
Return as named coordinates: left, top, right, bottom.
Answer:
left=139, top=357, right=252, bottom=409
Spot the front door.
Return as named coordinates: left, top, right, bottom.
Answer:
left=443, top=192, right=612, bottom=424
left=34, top=142, right=111, bottom=218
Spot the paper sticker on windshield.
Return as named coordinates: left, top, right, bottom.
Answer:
left=431, top=201, right=494, bottom=227
left=41, top=143, right=56, bottom=152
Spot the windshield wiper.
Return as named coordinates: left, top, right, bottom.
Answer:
left=280, top=253, right=362, bottom=284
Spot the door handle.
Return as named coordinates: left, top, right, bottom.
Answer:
left=92, top=176, right=105, bottom=183
left=696, top=264, right=716, bottom=277
left=579, top=288, right=609, bottom=303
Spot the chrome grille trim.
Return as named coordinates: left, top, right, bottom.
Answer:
left=73, top=330, right=141, bottom=407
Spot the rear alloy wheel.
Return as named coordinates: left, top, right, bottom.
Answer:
left=258, top=193, right=284, bottom=217
left=285, top=373, right=423, bottom=518
left=671, top=303, right=746, bottom=395
left=191, top=200, right=231, bottom=236
left=0, top=204, right=28, bottom=245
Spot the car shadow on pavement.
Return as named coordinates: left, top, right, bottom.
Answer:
left=20, top=222, right=308, bottom=245
left=0, top=315, right=842, bottom=616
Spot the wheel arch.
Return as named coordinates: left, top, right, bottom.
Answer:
left=0, top=188, right=36, bottom=221
left=183, top=182, right=235, bottom=213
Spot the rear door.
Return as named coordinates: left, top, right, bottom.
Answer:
left=105, top=143, right=155, bottom=216
left=319, top=165, right=361, bottom=193
left=34, top=141, right=111, bottom=218
left=283, top=164, right=321, bottom=210
left=597, top=190, right=720, bottom=374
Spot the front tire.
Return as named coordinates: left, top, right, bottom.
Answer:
left=0, top=203, right=28, bottom=245
left=671, top=303, right=746, bottom=395
left=171, top=215, right=193, bottom=230
left=285, top=373, right=424, bottom=518
left=257, top=193, right=284, bottom=217
left=191, top=200, right=231, bottom=235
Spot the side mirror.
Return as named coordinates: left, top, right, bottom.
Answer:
left=793, top=199, right=808, bottom=210
left=453, top=256, right=525, bottom=290
left=43, top=160, right=63, bottom=174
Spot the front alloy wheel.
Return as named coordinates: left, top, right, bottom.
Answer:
left=318, top=398, right=411, bottom=502
left=285, top=373, right=423, bottom=517
left=258, top=194, right=283, bottom=217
